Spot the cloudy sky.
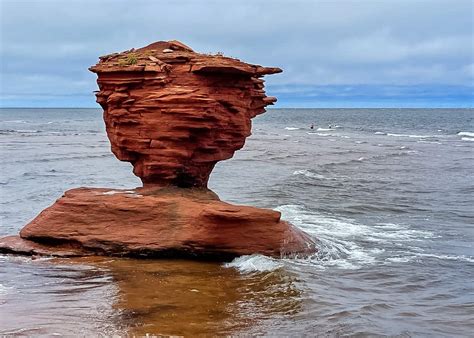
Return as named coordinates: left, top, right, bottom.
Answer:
left=1, top=0, right=473, bottom=108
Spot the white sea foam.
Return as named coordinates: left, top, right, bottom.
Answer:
left=3, top=120, right=28, bottom=123
left=224, top=254, right=283, bottom=273
left=374, top=131, right=385, bottom=135
left=386, top=253, right=474, bottom=263
left=385, top=256, right=414, bottom=263
left=293, top=169, right=328, bottom=180
left=0, top=283, right=11, bottom=295
left=272, top=205, right=436, bottom=270
left=307, top=132, right=331, bottom=136
left=461, top=137, right=474, bottom=142
left=387, top=133, right=431, bottom=138
left=284, top=127, right=300, bottom=130
left=418, top=140, right=442, bottom=144
left=411, top=253, right=474, bottom=263
left=15, top=129, right=40, bottom=133
left=457, top=131, right=474, bottom=137
left=317, top=128, right=331, bottom=131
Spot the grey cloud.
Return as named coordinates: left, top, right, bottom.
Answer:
left=1, top=0, right=472, bottom=106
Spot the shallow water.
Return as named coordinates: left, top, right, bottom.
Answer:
left=1, top=108, right=473, bottom=335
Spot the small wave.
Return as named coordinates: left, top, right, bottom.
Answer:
left=0, top=283, right=11, bottom=295
left=317, top=128, right=331, bottom=131
left=418, top=140, right=442, bottom=144
left=386, top=253, right=474, bottom=263
left=293, top=169, right=330, bottom=180
left=12, top=153, right=112, bottom=164
left=224, top=254, right=283, bottom=273
left=387, top=133, right=432, bottom=138
left=385, top=256, right=414, bottom=263
left=284, top=127, right=300, bottom=130
left=374, top=131, right=385, bottom=135
left=19, top=129, right=40, bottom=133
left=457, top=131, right=474, bottom=137
left=413, top=253, right=474, bottom=263
left=22, top=171, right=57, bottom=178
left=1, top=129, right=41, bottom=134
left=461, top=137, right=474, bottom=142
left=2, top=120, right=28, bottom=123
left=307, top=132, right=331, bottom=136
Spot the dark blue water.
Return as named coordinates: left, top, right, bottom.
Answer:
left=1, top=108, right=473, bottom=336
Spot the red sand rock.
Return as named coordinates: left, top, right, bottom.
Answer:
left=0, top=41, right=316, bottom=259
left=4, top=187, right=314, bottom=258
left=89, top=40, right=281, bottom=187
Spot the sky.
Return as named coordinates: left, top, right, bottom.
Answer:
left=1, top=0, right=473, bottom=108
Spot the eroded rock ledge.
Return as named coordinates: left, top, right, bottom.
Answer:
left=0, top=187, right=315, bottom=259
left=0, top=40, right=316, bottom=259
left=90, top=40, right=281, bottom=188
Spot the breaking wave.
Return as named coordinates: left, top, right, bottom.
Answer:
left=224, top=204, right=446, bottom=274
left=224, top=255, right=284, bottom=273
left=292, top=169, right=332, bottom=180
left=457, top=131, right=474, bottom=137
left=387, top=133, right=432, bottom=138
left=277, top=205, right=436, bottom=269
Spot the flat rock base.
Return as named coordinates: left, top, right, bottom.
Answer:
left=0, top=187, right=316, bottom=260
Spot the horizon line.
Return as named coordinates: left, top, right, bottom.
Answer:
left=0, top=107, right=472, bottom=110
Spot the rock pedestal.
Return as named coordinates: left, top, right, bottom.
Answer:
left=0, top=41, right=315, bottom=259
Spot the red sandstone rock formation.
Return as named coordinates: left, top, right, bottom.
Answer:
left=0, top=187, right=314, bottom=258
left=0, top=41, right=316, bottom=259
left=89, top=40, right=281, bottom=187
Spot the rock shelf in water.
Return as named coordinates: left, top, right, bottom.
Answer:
left=0, top=40, right=316, bottom=259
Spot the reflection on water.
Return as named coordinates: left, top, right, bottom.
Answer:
left=0, top=255, right=303, bottom=336
left=0, top=256, right=121, bottom=335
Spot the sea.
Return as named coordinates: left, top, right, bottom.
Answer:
left=0, top=108, right=473, bottom=336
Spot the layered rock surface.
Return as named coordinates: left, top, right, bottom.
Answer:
left=0, top=40, right=316, bottom=259
left=0, top=188, right=314, bottom=258
left=89, top=40, right=281, bottom=187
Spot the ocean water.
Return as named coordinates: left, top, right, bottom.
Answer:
left=0, top=108, right=473, bottom=336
